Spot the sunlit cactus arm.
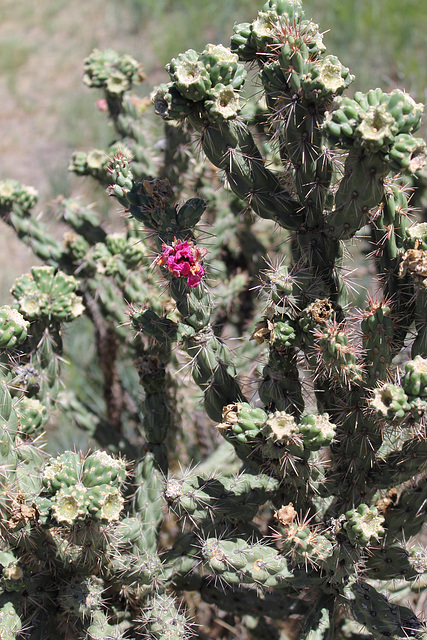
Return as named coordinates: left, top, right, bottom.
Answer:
left=0, top=598, right=22, bottom=639
left=164, top=470, right=280, bottom=524
left=138, top=593, right=194, bottom=640
left=397, top=238, right=427, bottom=357
left=131, top=451, right=165, bottom=551
left=0, top=180, right=63, bottom=264
left=83, top=48, right=145, bottom=120
left=83, top=610, right=128, bottom=640
left=215, top=402, right=333, bottom=512
left=114, top=93, right=159, bottom=179
left=69, top=102, right=158, bottom=185
left=361, top=298, right=397, bottom=387
left=0, top=305, right=28, bottom=351
left=200, top=536, right=296, bottom=591
left=10, top=266, right=85, bottom=410
left=323, top=88, right=426, bottom=239
left=152, top=43, right=304, bottom=230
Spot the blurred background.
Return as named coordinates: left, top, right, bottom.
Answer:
left=0, top=0, right=425, bottom=294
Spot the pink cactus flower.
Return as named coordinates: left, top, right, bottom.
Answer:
left=156, top=238, right=207, bottom=287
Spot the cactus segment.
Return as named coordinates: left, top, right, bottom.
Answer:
left=0, top=179, right=38, bottom=211
left=202, top=537, right=293, bottom=588
left=152, top=82, right=196, bottom=121
left=343, top=504, right=385, bottom=547
left=348, top=582, right=423, bottom=639
left=401, top=355, right=427, bottom=396
left=370, top=383, right=410, bottom=421
left=83, top=48, right=143, bottom=94
left=11, top=267, right=84, bottom=322
left=167, top=49, right=212, bottom=102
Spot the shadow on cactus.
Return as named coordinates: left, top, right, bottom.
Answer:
left=0, top=0, right=427, bottom=638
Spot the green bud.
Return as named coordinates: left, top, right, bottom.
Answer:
left=299, top=413, right=336, bottom=450
left=168, top=49, right=212, bottom=102
left=0, top=306, right=28, bottom=349
left=344, top=504, right=385, bottom=546
left=370, top=383, right=410, bottom=420
left=51, top=485, right=88, bottom=525
left=401, top=355, right=427, bottom=397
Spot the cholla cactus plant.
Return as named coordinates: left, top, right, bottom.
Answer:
left=0, top=1, right=427, bottom=639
